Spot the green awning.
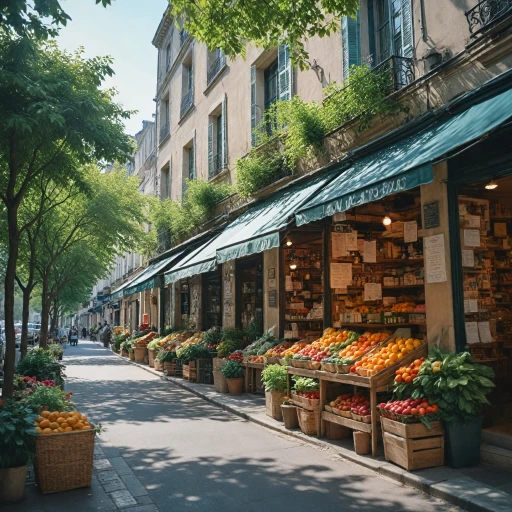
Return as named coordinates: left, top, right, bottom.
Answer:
left=123, top=249, right=186, bottom=296
left=216, top=170, right=338, bottom=264
left=296, top=83, right=512, bottom=225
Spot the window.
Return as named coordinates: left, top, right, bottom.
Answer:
left=207, top=48, right=226, bottom=86
left=180, top=53, right=194, bottom=118
left=208, top=98, right=227, bottom=179
left=264, top=59, right=279, bottom=112
left=188, top=144, right=195, bottom=181
left=342, top=14, right=361, bottom=81
left=160, top=163, right=171, bottom=199
left=183, top=137, right=195, bottom=197
left=165, top=42, right=172, bottom=72
left=159, top=99, right=170, bottom=143
left=370, top=0, right=413, bottom=64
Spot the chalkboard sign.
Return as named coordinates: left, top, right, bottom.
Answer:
left=268, top=290, right=277, bottom=308
left=423, top=200, right=440, bottom=229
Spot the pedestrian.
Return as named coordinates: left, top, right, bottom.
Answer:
left=81, top=326, right=87, bottom=339
left=101, top=322, right=111, bottom=348
left=70, top=327, right=78, bottom=346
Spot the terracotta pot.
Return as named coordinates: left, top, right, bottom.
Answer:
left=226, top=377, right=244, bottom=396
left=281, top=404, right=299, bottom=429
left=0, top=465, right=28, bottom=503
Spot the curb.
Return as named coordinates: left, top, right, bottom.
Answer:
left=107, top=348, right=498, bottom=512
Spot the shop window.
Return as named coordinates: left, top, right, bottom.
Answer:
left=236, top=256, right=264, bottom=331
left=203, top=269, right=222, bottom=329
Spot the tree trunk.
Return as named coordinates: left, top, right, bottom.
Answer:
left=20, top=285, right=31, bottom=358
left=3, top=203, right=19, bottom=398
left=50, top=300, right=59, bottom=338
left=39, top=279, right=50, bottom=349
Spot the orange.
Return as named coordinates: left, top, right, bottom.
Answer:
left=49, top=422, right=59, bottom=430
left=39, top=419, right=51, bottom=429
left=42, top=428, right=53, bottom=435
left=41, top=410, right=51, bottom=418
left=35, top=427, right=42, bottom=433
left=48, top=412, right=59, bottom=422
left=74, top=422, right=84, bottom=430
left=52, top=429, right=59, bottom=433
left=61, top=423, right=69, bottom=429
left=64, top=427, right=73, bottom=432
left=56, top=417, right=66, bottom=424
left=67, top=417, right=77, bottom=427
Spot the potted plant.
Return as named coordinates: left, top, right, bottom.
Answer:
left=25, top=386, right=73, bottom=414
left=47, top=343, right=64, bottom=361
left=0, top=400, right=38, bottom=503
left=261, top=364, right=288, bottom=420
left=16, top=349, right=65, bottom=389
left=157, top=349, right=177, bottom=375
left=413, top=348, right=495, bottom=468
left=281, top=397, right=299, bottom=429
left=220, top=360, right=245, bottom=395
left=147, top=338, right=161, bottom=367
left=177, top=344, right=211, bottom=381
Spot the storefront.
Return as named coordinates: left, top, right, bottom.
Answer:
left=447, top=124, right=512, bottom=439
left=202, top=268, right=222, bottom=329
left=235, top=254, right=263, bottom=330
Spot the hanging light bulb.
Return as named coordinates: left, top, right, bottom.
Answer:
left=286, top=239, right=293, bottom=246
left=289, top=262, right=297, bottom=270
left=485, top=180, right=498, bottom=190
left=382, top=215, right=392, bottom=226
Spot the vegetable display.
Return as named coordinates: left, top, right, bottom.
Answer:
left=243, top=329, right=279, bottom=356
left=220, top=360, right=245, bottom=379
left=176, top=344, right=211, bottom=364
left=292, top=376, right=318, bottom=392
left=261, top=364, right=288, bottom=392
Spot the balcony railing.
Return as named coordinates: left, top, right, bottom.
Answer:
left=207, top=54, right=226, bottom=86
left=159, top=122, right=170, bottom=143
left=179, top=28, right=189, bottom=47
left=465, top=0, right=512, bottom=34
left=180, top=89, right=194, bottom=118
left=372, top=55, right=415, bottom=92
left=208, top=152, right=225, bottom=179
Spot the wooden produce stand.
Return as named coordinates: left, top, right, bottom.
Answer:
left=242, top=361, right=264, bottom=393
left=285, top=342, right=428, bottom=456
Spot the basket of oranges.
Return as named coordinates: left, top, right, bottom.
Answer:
left=34, top=410, right=95, bottom=494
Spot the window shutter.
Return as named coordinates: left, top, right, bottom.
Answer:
left=401, top=0, right=413, bottom=58
left=250, top=65, right=257, bottom=146
left=221, top=96, right=227, bottom=169
left=191, top=135, right=196, bottom=180
left=208, top=122, right=214, bottom=177
left=277, top=44, right=292, bottom=101
left=342, top=13, right=360, bottom=82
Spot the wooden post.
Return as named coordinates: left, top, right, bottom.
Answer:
left=370, top=382, right=378, bottom=456
left=320, top=379, right=327, bottom=437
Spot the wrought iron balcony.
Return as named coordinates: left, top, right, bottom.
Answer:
left=207, top=54, right=226, bottom=86
left=372, top=55, right=415, bottom=92
left=465, top=0, right=512, bottom=35
left=208, top=152, right=225, bottom=179
left=179, top=28, right=189, bottom=47
left=180, top=88, right=194, bottom=118
left=159, top=121, right=170, bottom=143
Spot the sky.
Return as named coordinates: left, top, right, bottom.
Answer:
left=57, top=0, right=166, bottom=136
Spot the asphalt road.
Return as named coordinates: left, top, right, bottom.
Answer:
left=61, top=340, right=461, bottom=512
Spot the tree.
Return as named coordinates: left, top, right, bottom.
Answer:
left=34, top=165, right=146, bottom=348
left=0, top=1, right=112, bottom=39
left=170, top=0, right=358, bottom=68
left=0, top=36, right=132, bottom=398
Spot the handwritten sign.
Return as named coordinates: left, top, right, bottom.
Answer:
left=462, top=249, right=474, bottom=268
left=404, top=221, right=418, bottom=243
left=330, top=263, right=352, bottom=289
left=363, top=240, right=377, bottom=263
left=423, top=200, right=440, bottom=229
left=331, top=233, right=348, bottom=258
left=364, top=283, right=382, bottom=302
left=478, top=321, right=493, bottom=343
left=464, top=229, right=481, bottom=247
left=465, top=322, right=480, bottom=344
left=424, top=234, right=447, bottom=283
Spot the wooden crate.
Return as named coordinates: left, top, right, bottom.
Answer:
left=265, top=390, right=286, bottom=421
left=381, top=417, right=444, bottom=471
left=183, top=363, right=197, bottom=382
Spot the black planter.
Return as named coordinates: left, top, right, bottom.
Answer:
left=445, top=416, right=483, bottom=468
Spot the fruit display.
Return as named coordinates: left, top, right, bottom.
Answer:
left=180, top=332, right=205, bottom=348
left=226, top=351, right=244, bottom=363
left=389, top=302, right=416, bottom=313
left=350, top=395, right=371, bottom=421
left=293, top=329, right=360, bottom=362
left=247, top=355, right=265, bottom=363
left=328, top=393, right=354, bottom=416
left=353, top=337, right=424, bottom=376
left=243, top=331, right=280, bottom=356
left=280, top=342, right=309, bottom=357
left=337, top=332, right=389, bottom=361
left=295, top=390, right=320, bottom=400
left=264, top=341, right=294, bottom=357
left=133, top=331, right=158, bottom=346
left=35, top=410, right=92, bottom=434
left=377, top=398, right=439, bottom=423
left=394, top=358, right=425, bottom=383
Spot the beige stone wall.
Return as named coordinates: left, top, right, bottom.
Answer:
left=263, top=248, right=280, bottom=335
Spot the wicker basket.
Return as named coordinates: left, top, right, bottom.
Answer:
left=148, top=348, right=156, bottom=367
left=34, top=428, right=95, bottom=494
left=213, top=370, right=229, bottom=393
left=296, top=407, right=317, bottom=436
left=154, top=359, right=163, bottom=372
left=213, top=357, right=225, bottom=370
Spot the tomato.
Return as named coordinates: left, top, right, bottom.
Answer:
left=403, top=407, right=412, bottom=415
left=411, top=408, right=419, bottom=415
left=431, top=404, right=439, bottom=413
left=426, top=406, right=434, bottom=414
left=396, top=407, right=404, bottom=414
left=419, top=407, right=426, bottom=415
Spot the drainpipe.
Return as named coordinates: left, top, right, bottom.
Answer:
left=419, top=0, right=427, bottom=42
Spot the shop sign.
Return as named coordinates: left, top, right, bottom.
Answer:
left=268, top=290, right=277, bottom=308
left=423, top=200, right=440, bottom=229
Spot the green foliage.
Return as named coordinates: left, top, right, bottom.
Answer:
left=261, top=364, right=288, bottom=392
left=112, top=333, right=127, bottom=352
left=170, top=0, right=358, bottom=69
left=16, top=349, right=65, bottom=388
left=176, top=344, right=211, bottom=364
left=220, top=328, right=245, bottom=347
left=235, top=142, right=289, bottom=197
left=220, top=360, right=245, bottom=379
left=147, top=338, right=161, bottom=350
left=145, top=179, right=232, bottom=254
left=0, top=400, right=38, bottom=468
left=47, top=344, right=63, bottom=360
left=24, top=386, right=72, bottom=413
left=292, top=376, right=319, bottom=392
left=236, top=64, right=406, bottom=196
left=202, top=327, right=222, bottom=347
left=216, top=340, right=237, bottom=358
left=156, top=349, right=177, bottom=362
left=411, top=348, right=495, bottom=424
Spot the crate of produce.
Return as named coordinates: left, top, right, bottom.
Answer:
left=34, top=426, right=95, bottom=494
left=197, top=358, right=214, bottom=385
left=381, top=417, right=444, bottom=471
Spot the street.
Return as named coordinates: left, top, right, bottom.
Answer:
left=22, top=339, right=460, bottom=512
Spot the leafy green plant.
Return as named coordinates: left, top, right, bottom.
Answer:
left=16, top=349, right=65, bottom=388
left=47, top=344, right=63, bottom=360
left=176, top=344, right=211, bottom=364
left=220, top=360, right=245, bottom=379
left=0, top=400, right=38, bottom=468
left=147, top=338, right=161, bottom=350
left=412, top=348, right=495, bottom=424
left=112, top=333, right=127, bottom=352
left=202, top=327, right=222, bottom=347
left=156, top=349, right=177, bottom=362
left=220, top=328, right=245, bottom=346
left=292, top=376, right=319, bottom=392
left=216, top=340, right=236, bottom=357
left=261, top=364, right=288, bottom=392
left=24, top=386, right=73, bottom=413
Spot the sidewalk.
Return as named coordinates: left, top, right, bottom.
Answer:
left=122, top=351, right=511, bottom=512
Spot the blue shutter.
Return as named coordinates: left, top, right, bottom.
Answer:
left=207, top=122, right=214, bottom=177
left=401, top=0, right=414, bottom=58
left=221, top=96, right=227, bottom=169
left=278, top=44, right=292, bottom=101
left=342, top=13, right=361, bottom=82
left=250, top=65, right=257, bottom=146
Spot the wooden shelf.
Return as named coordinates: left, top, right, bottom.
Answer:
left=340, top=322, right=426, bottom=328
left=322, top=411, right=372, bottom=433
left=285, top=318, right=323, bottom=322
left=346, top=284, right=424, bottom=290
left=496, top=268, right=512, bottom=271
